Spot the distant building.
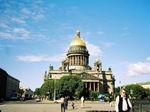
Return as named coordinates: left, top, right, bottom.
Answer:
left=44, top=31, right=115, bottom=94
left=0, top=68, right=20, bottom=100
left=22, top=88, right=33, bottom=99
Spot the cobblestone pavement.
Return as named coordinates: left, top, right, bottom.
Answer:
left=0, top=100, right=115, bottom=112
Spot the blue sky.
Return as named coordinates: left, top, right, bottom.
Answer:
left=0, top=0, right=150, bottom=90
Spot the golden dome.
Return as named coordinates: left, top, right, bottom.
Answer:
left=70, top=31, right=86, bottom=46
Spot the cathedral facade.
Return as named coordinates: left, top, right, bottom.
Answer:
left=44, top=31, right=115, bottom=94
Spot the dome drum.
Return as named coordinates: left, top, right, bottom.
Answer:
left=67, top=46, right=89, bottom=56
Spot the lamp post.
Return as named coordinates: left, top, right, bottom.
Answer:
left=119, top=81, right=121, bottom=91
left=130, top=89, right=133, bottom=99
left=53, top=76, right=56, bottom=101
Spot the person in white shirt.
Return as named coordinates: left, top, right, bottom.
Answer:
left=115, top=88, right=132, bottom=112
left=60, top=96, right=65, bottom=112
left=81, top=96, right=84, bottom=108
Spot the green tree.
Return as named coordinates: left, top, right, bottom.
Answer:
left=145, top=88, right=150, bottom=99
left=19, top=88, right=24, bottom=97
left=125, top=84, right=147, bottom=99
left=89, top=91, right=99, bottom=100
left=57, top=75, right=84, bottom=99
left=34, top=88, right=41, bottom=96
left=115, top=87, right=120, bottom=97
left=41, top=79, right=54, bottom=99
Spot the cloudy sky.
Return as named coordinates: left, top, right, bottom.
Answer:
left=0, top=0, right=150, bottom=90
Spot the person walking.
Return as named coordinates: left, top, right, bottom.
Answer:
left=81, top=96, right=84, bottom=108
left=64, top=96, right=68, bottom=110
left=115, top=88, right=132, bottom=112
left=60, top=96, right=65, bottom=112
left=109, top=92, right=113, bottom=107
left=71, top=101, right=75, bottom=109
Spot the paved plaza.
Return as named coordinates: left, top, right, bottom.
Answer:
left=66, top=101, right=115, bottom=112
left=0, top=100, right=115, bottom=112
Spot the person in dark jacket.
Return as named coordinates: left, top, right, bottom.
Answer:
left=115, top=88, right=132, bottom=112
left=64, top=96, right=68, bottom=109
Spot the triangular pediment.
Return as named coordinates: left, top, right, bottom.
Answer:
left=79, top=72, right=99, bottom=80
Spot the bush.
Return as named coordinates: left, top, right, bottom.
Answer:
left=89, top=91, right=99, bottom=100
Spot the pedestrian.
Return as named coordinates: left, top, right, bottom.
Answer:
left=115, top=88, right=132, bottom=112
left=109, top=92, right=113, bottom=107
left=60, top=96, right=65, bottom=112
left=81, top=96, right=84, bottom=108
left=71, top=101, right=75, bottom=109
left=64, top=96, right=68, bottom=109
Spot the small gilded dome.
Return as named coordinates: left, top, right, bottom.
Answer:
left=70, top=31, right=86, bottom=47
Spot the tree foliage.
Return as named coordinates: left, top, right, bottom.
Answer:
left=114, top=87, right=120, bottom=97
left=34, top=88, right=41, bottom=96
left=38, top=75, right=84, bottom=100
left=40, top=79, right=54, bottom=99
left=115, top=84, right=150, bottom=100
left=56, top=75, right=84, bottom=99
left=89, top=91, right=99, bottom=100
left=125, top=84, right=148, bottom=99
left=19, top=88, right=24, bottom=97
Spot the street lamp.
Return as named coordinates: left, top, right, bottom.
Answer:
left=53, top=76, right=56, bottom=101
left=130, top=89, right=133, bottom=98
left=119, top=81, right=121, bottom=91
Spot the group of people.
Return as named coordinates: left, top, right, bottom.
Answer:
left=60, top=96, right=84, bottom=112
left=60, top=88, right=132, bottom=112
left=60, top=96, right=68, bottom=112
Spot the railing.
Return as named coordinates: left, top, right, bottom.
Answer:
left=132, top=99, right=150, bottom=112
left=86, top=110, right=115, bottom=112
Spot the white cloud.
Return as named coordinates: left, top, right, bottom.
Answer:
left=0, top=23, right=9, bottom=29
left=127, top=58, right=150, bottom=76
left=0, top=32, right=12, bottom=39
left=0, top=26, right=48, bottom=41
left=20, top=82, right=29, bottom=89
left=97, top=31, right=104, bottom=35
left=21, top=5, right=45, bottom=21
left=103, top=42, right=114, bottom=48
left=146, top=57, right=150, bottom=61
left=16, top=43, right=102, bottom=63
left=82, top=32, right=91, bottom=37
left=33, top=14, right=45, bottom=20
left=13, top=28, right=30, bottom=38
left=86, top=41, right=102, bottom=57
left=81, top=31, right=104, bottom=38
left=17, top=54, right=65, bottom=62
left=21, top=8, right=31, bottom=15
left=0, top=45, right=14, bottom=49
left=11, top=17, right=26, bottom=24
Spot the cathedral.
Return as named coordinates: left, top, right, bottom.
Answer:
left=44, top=31, right=115, bottom=94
